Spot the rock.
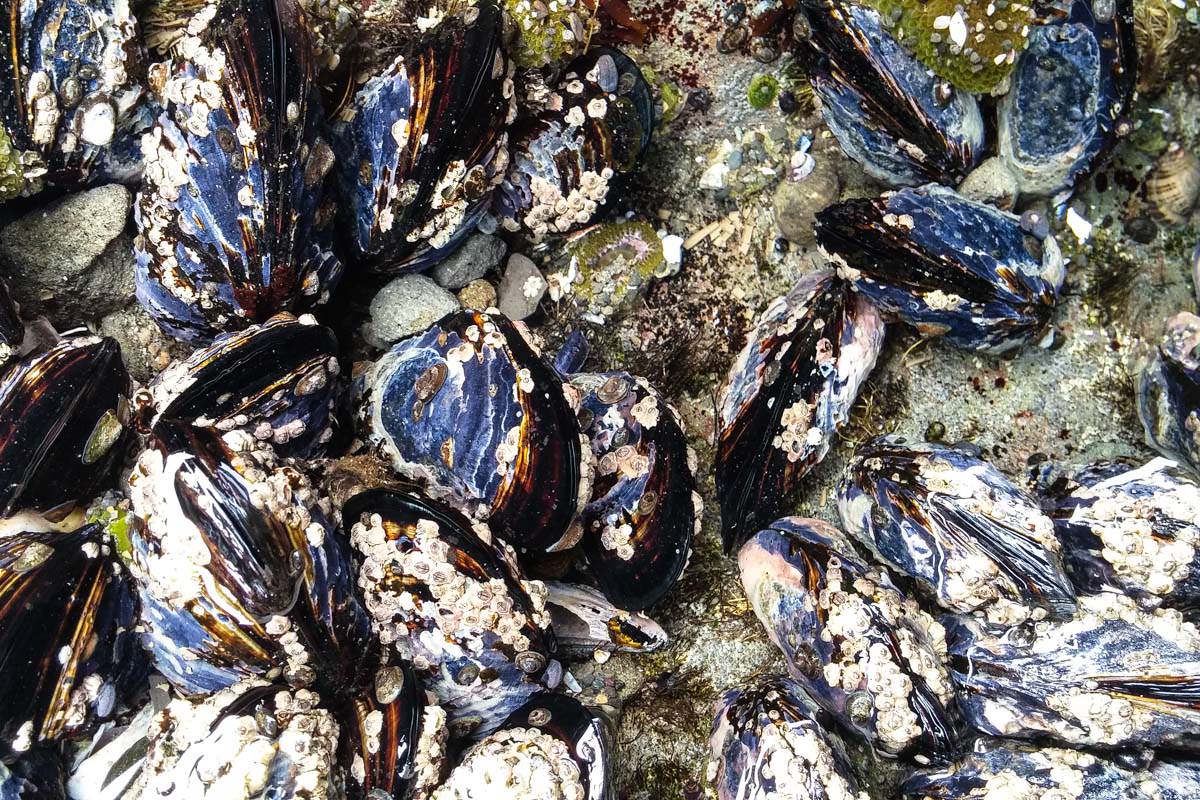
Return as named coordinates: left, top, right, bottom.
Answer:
left=0, top=184, right=135, bottom=323
left=497, top=254, right=547, bottom=321
left=430, top=233, right=507, bottom=289
left=773, top=158, right=840, bottom=245
left=364, top=274, right=460, bottom=349
left=958, top=156, right=1021, bottom=211
left=458, top=279, right=497, bottom=310
left=98, top=303, right=189, bottom=385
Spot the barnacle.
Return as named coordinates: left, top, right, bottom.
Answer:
left=0, top=127, right=31, bottom=201
left=504, top=0, right=599, bottom=67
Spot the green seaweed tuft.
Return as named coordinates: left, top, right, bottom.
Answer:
left=747, top=73, right=780, bottom=109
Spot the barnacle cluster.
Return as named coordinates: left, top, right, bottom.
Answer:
left=504, top=0, right=600, bottom=67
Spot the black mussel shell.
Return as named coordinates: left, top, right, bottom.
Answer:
left=0, top=747, right=67, bottom=799
left=0, top=278, right=23, bottom=365
left=0, top=522, right=144, bottom=758
left=368, top=310, right=587, bottom=554
left=134, top=0, right=341, bottom=345
left=715, top=270, right=884, bottom=553
left=333, top=0, right=511, bottom=273
left=0, top=334, right=130, bottom=518
left=1138, top=312, right=1200, bottom=475
left=147, top=313, right=342, bottom=458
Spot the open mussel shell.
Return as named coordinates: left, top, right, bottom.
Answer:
left=367, top=310, right=587, bottom=553
left=127, top=421, right=375, bottom=697
left=147, top=313, right=342, bottom=458
left=432, top=692, right=612, bottom=799
left=1137, top=312, right=1200, bottom=474
left=0, top=334, right=130, bottom=519
left=816, top=184, right=1065, bottom=354
left=708, top=675, right=867, bottom=800
left=738, top=518, right=959, bottom=762
left=0, top=0, right=146, bottom=200
left=342, top=486, right=559, bottom=738
left=67, top=689, right=168, bottom=800
left=1050, top=457, right=1200, bottom=614
left=838, top=436, right=1076, bottom=625
left=338, top=664, right=448, bottom=800
left=544, top=580, right=668, bottom=657
left=997, top=0, right=1137, bottom=197
left=0, top=522, right=144, bottom=757
left=716, top=270, right=884, bottom=553
left=794, top=0, right=984, bottom=187
left=569, top=370, right=699, bottom=610
left=947, top=593, right=1200, bottom=751
left=497, top=47, right=655, bottom=239
left=333, top=0, right=511, bottom=273
left=134, top=0, right=341, bottom=345
left=134, top=682, right=341, bottom=799
left=902, top=738, right=1157, bottom=800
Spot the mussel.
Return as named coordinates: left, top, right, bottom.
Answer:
left=738, top=518, right=959, bottom=761
left=134, top=0, right=341, bottom=344
left=1138, top=312, right=1200, bottom=474
left=816, top=184, right=1065, bottom=354
left=544, top=580, right=668, bottom=657
left=715, top=270, right=884, bottom=553
left=838, top=436, right=1077, bottom=625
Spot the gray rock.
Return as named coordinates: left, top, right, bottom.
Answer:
left=497, top=254, right=547, bottom=321
left=430, top=234, right=506, bottom=289
left=0, top=184, right=136, bottom=324
left=773, top=158, right=840, bottom=245
left=364, top=274, right=460, bottom=349
left=98, top=303, right=189, bottom=385
left=958, top=156, right=1021, bottom=211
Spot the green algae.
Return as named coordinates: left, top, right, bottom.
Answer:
left=504, top=0, right=598, bottom=68
left=0, top=126, right=30, bottom=202
left=747, top=73, right=780, bottom=109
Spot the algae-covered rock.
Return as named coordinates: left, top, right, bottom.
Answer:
left=549, top=221, right=666, bottom=323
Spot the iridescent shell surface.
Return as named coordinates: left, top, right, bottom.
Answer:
left=368, top=310, right=586, bottom=553
left=838, top=436, right=1077, bottom=625
left=816, top=184, right=1065, bottom=354
left=716, top=270, right=884, bottom=552
left=738, top=517, right=959, bottom=761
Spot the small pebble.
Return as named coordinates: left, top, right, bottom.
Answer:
left=958, top=156, right=1020, bottom=211
left=364, top=274, right=459, bottom=348
left=430, top=233, right=506, bottom=289
left=773, top=157, right=840, bottom=245
left=496, top=254, right=547, bottom=321
left=458, top=278, right=497, bottom=310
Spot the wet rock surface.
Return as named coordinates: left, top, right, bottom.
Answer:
left=363, top=274, right=461, bottom=349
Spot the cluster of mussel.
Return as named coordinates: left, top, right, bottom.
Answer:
left=707, top=0, right=1200, bottom=798
left=0, top=0, right=705, bottom=797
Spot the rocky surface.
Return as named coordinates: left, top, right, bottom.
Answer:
left=496, top=252, right=547, bottom=321
left=363, top=274, right=460, bottom=349
left=430, top=233, right=507, bottom=289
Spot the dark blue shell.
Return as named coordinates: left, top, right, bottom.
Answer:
left=1138, top=312, right=1200, bottom=475
left=570, top=371, right=699, bottom=611
left=715, top=270, right=885, bottom=553
left=0, top=523, right=144, bottom=757
left=148, top=313, right=342, bottom=458
left=332, top=1, right=509, bottom=273
left=838, top=436, right=1077, bottom=623
left=816, top=184, right=1065, bottom=354
left=497, top=47, right=654, bottom=239
left=738, top=517, right=959, bottom=761
left=1153, top=758, right=1200, bottom=800
left=0, top=334, right=131, bottom=518
left=709, top=676, right=864, bottom=800
left=127, top=421, right=375, bottom=698
left=795, top=0, right=985, bottom=187
left=133, top=0, right=341, bottom=345
left=902, top=738, right=1157, bottom=800
left=946, top=596, right=1200, bottom=750
left=998, top=0, right=1137, bottom=196
left=368, top=310, right=585, bottom=553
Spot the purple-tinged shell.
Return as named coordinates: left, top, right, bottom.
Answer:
left=432, top=693, right=611, bottom=800
left=998, top=0, right=1137, bottom=197
left=569, top=371, right=700, bottom=610
left=1050, top=457, right=1200, bottom=614
left=738, top=517, right=959, bottom=762
left=946, top=593, right=1200, bottom=751
left=343, top=487, right=559, bottom=738
left=794, top=0, right=985, bottom=187
left=146, top=313, right=342, bottom=458
left=902, top=738, right=1158, bottom=800
left=1138, top=312, right=1200, bottom=474
left=816, top=184, right=1065, bottom=354
left=332, top=0, right=511, bottom=273
left=544, top=580, right=668, bottom=657
left=838, top=436, right=1077, bottom=625
left=338, top=664, right=448, bottom=800
left=715, top=270, right=884, bottom=553
left=708, top=675, right=867, bottom=800
left=126, top=421, right=375, bottom=697
left=134, top=0, right=341, bottom=345
left=0, top=334, right=130, bottom=519
left=367, top=310, right=587, bottom=554
left=0, top=522, right=144, bottom=757
left=497, top=47, right=654, bottom=240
